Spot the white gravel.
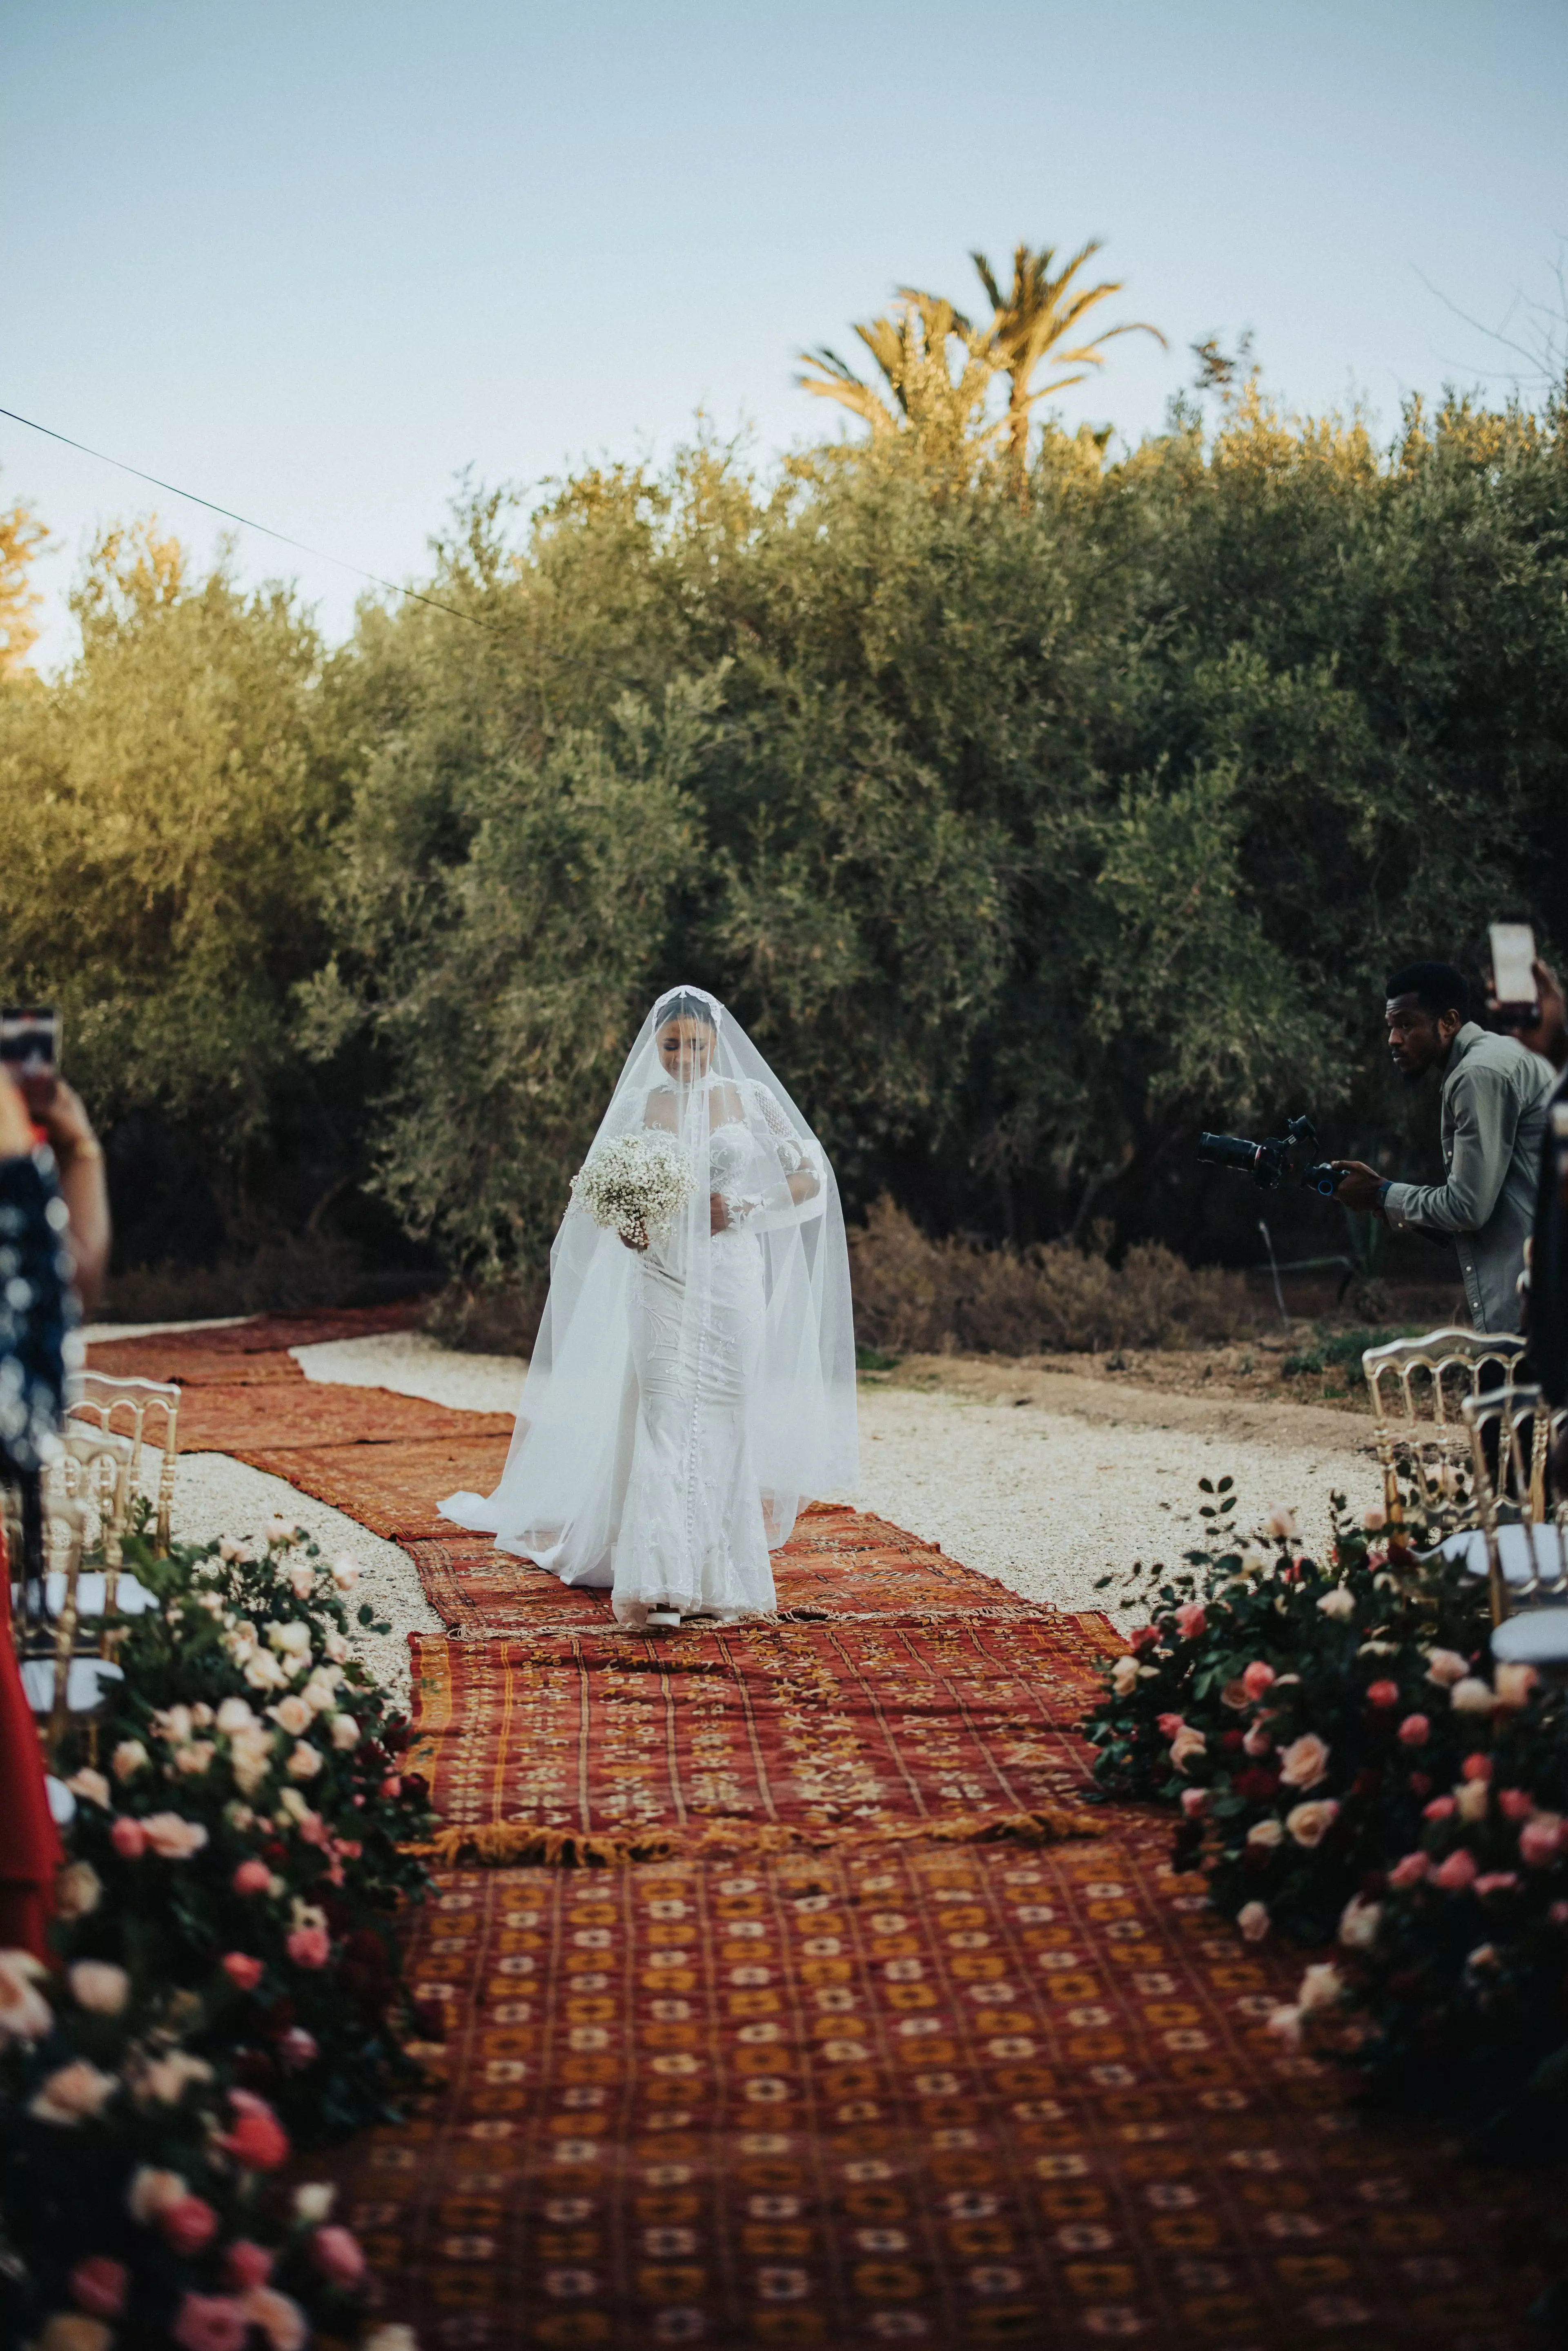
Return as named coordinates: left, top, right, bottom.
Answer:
left=294, top=1330, right=524, bottom=1416
left=852, top=1385, right=1379, bottom=1623
left=103, top=1324, right=1381, bottom=1678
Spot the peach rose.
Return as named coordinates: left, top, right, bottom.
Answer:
left=127, top=2166, right=188, bottom=2223
left=0, top=1950, right=53, bottom=2044
left=1246, top=1818, right=1285, bottom=1849
left=1494, top=1663, right=1538, bottom=1709
left=30, top=2059, right=118, bottom=2125
left=1425, top=1649, right=1468, bottom=1687
left=1285, top=1799, right=1340, bottom=1848
left=1169, top=1727, right=1207, bottom=1773
left=1278, top=1733, right=1330, bottom=1791
left=1297, top=1960, right=1343, bottom=2013
left=1237, top=1901, right=1270, bottom=1942
left=141, top=1813, right=209, bottom=1861
left=68, top=1962, right=129, bottom=2015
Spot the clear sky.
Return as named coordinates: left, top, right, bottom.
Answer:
left=5, top=0, right=1566, bottom=671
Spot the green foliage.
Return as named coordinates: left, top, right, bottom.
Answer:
left=5, top=369, right=1568, bottom=1289
left=1082, top=1476, right=1495, bottom=1942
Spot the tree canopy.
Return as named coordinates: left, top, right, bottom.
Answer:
left=3, top=283, right=1566, bottom=1295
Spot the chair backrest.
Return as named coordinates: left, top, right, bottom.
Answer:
left=1362, top=1326, right=1526, bottom=1526
left=1462, top=1382, right=1568, bottom=1627
left=69, top=1370, right=181, bottom=1551
left=48, top=1425, right=136, bottom=1603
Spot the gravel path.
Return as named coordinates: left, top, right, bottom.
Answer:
left=108, top=1326, right=1381, bottom=1680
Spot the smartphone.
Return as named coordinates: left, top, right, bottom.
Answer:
left=0, top=1006, right=60, bottom=1116
left=1489, top=923, right=1539, bottom=1025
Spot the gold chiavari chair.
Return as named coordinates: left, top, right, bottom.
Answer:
left=1460, top=1382, right=1568, bottom=1667
left=1362, top=1326, right=1527, bottom=1531
left=69, top=1369, right=181, bottom=1552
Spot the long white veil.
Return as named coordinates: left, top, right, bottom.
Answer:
left=441, top=985, right=858, bottom=1589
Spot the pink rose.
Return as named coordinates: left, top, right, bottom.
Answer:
left=141, top=1814, right=209, bottom=1862
left=1241, top=1661, right=1276, bottom=1700
left=379, top=1774, right=403, bottom=1800
left=1498, top=1789, right=1534, bottom=1822
left=1173, top=1602, right=1207, bottom=1640
left=1156, top=1713, right=1185, bottom=1739
left=1242, top=1722, right=1274, bottom=1758
left=278, top=2026, right=318, bottom=2071
left=286, top=1926, right=330, bottom=1971
left=1397, top=1715, right=1430, bottom=1747
left=1552, top=1901, right=1568, bottom=1928
left=160, top=2195, right=219, bottom=2256
left=1425, top=1649, right=1469, bottom=1687
left=310, top=2225, right=367, bottom=2289
left=1520, top=1814, right=1566, bottom=1869
left=1365, top=1680, right=1399, bottom=1709
left=1180, top=1787, right=1210, bottom=1819
left=1388, top=1851, right=1430, bottom=1888
left=222, top=1953, right=263, bottom=1992
left=1129, top=1626, right=1160, bottom=1653
left=1474, top=1872, right=1520, bottom=1896
left=220, top=2091, right=290, bottom=2172
left=1460, top=1754, right=1492, bottom=1783
left=232, top=1858, right=272, bottom=1896
left=70, top=2257, right=128, bottom=2318
left=1278, top=1733, right=1330, bottom=1792
left=172, top=2294, right=251, bottom=2351
left=1237, top=1901, right=1270, bottom=1942
left=1423, top=1795, right=1456, bottom=1822
left=110, top=1816, right=147, bottom=1859
left=224, top=2242, right=274, bottom=2292
left=1432, top=1850, right=1478, bottom=1891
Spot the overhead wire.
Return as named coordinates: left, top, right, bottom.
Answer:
left=0, top=401, right=492, bottom=628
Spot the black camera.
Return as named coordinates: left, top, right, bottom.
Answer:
left=1197, top=1113, right=1344, bottom=1199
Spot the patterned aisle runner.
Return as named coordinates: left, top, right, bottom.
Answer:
left=89, top=1315, right=1552, bottom=2350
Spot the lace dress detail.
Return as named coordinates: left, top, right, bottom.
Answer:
left=612, top=1119, right=775, bottom=1624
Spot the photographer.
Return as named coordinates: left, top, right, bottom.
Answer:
left=1332, top=961, right=1553, bottom=1337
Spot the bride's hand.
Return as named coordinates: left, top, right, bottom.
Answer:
left=709, top=1192, right=731, bottom=1235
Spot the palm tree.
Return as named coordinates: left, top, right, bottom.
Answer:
left=967, top=240, right=1167, bottom=483
left=797, top=294, right=1002, bottom=466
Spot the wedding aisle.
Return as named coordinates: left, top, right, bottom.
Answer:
left=87, top=1313, right=1550, bottom=2350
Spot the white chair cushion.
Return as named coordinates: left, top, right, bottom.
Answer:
left=1439, top=1525, right=1568, bottom=1587
left=1492, top=1610, right=1568, bottom=1665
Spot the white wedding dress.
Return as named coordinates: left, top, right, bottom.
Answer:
left=440, top=989, right=858, bottom=1625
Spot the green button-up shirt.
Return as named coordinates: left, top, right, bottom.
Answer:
left=1383, top=1023, right=1553, bottom=1335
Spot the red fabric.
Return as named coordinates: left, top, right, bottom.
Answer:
left=0, top=1532, right=62, bottom=1959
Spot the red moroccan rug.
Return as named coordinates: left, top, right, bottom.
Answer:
left=86, top=1315, right=1559, bottom=2348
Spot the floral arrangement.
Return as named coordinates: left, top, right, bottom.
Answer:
left=1270, top=1657, right=1568, bottom=2130
left=1082, top=1477, right=1493, bottom=1943
left=47, top=1517, right=441, bottom=2140
left=570, top=1130, right=694, bottom=1248
left=0, top=1941, right=410, bottom=2351
left=1082, top=1474, right=1568, bottom=2130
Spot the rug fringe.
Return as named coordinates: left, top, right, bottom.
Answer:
left=408, top=1823, right=677, bottom=1869
left=405, top=1803, right=1099, bottom=1869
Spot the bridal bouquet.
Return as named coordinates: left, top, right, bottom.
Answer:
left=572, top=1131, right=695, bottom=1246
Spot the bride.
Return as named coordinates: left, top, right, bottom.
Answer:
left=441, top=985, right=858, bottom=1625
